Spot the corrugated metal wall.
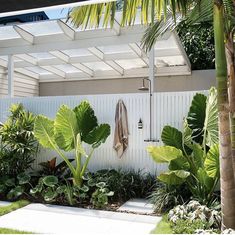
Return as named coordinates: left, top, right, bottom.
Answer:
left=0, top=91, right=204, bottom=174
left=0, top=69, right=39, bottom=97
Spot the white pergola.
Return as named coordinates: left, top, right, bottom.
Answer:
left=0, top=12, right=191, bottom=97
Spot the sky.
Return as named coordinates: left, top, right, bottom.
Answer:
left=45, top=8, right=70, bottom=20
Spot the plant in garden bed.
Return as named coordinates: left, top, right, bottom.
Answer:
left=0, top=104, right=38, bottom=177
left=168, top=200, right=221, bottom=234
left=38, top=157, right=74, bottom=179
left=0, top=173, right=32, bottom=200
left=90, top=169, right=155, bottom=202
left=34, top=101, right=110, bottom=187
left=30, top=175, right=114, bottom=208
left=148, top=88, right=220, bottom=206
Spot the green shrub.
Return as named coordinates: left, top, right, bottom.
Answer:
left=91, top=169, right=155, bottom=202
left=0, top=104, right=38, bottom=176
left=148, top=182, right=189, bottom=213
left=147, top=88, right=220, bottom=206
left=172, top=219, right=206, bottom=234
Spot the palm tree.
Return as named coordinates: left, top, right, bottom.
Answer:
left=68, top=0, right=235, bottom=229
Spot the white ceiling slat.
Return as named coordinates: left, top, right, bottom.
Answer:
left=129, top=43, right=148, bottom=66
left=88, top=47, right=124, bottom=75
left=41, top=66, right=66, bottom=78
left=50, top=50, right=93, bottom=77
left=13, top=25, right=34, bottom=44
left=105, top=61, right=124, bottom=75
left=72, top=63, right=94, bottom=77
left=57, top=20, right=75, bottom=40
left=88, top=47, right=104, bottom=60
left=49, top=51, right=70, bottom=63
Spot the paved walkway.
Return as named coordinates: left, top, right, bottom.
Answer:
left=0, top=203, right=161, bottom=234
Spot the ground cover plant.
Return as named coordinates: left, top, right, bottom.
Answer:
left=153, top=200, right=222, bottom=234
left=148, top=88, right=220, bottom=208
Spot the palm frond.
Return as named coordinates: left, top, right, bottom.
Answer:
left=141, top=10, right=182, bottom=52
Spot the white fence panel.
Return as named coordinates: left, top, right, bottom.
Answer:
left=0, top=91, right=205, bottom=175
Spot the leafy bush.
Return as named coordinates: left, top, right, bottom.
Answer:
left=34, top=101, right=110, bottom=187
left=0, top=104, right=38, bottom=176
left=90, top=169, right=155, bottom=202
left=91, top=182, right=114, bottom=208
left=172, top=219, right=209, bottom=234
left=177, top=22, right=215, bottom=70
left=148, top=182, right=190, bottom=213
left=0, top=173, right=31, bottom=200
left=168, top=200, right=221, bottom=230
left=30, top=175, right=114, bottom=209
left=147, top=88, right=219, bottom=205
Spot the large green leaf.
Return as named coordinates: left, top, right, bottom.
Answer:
left=205, top=144, right=220, bottom=178
left=17, top=173, right=31, bottom=185
left=84, top=124, right=111, bottom=148
left=169, top=155, right=190, bottom=171
left=43, top=176, right=58, bottom=187
left=34, top=115, right=56, bottom=150
left=54, top=105, right=79, bottom=151
left=73, top=101, right=98, bottom=141
left=147, top=146, right=183, bottom=163
left=158, top=170, right=190, bottom=185
left=191, top=144, right=204, bottom=169
left=182, top=119, right=193, bottom=149
left=187, top=93, right=207, bottom=143
left=204, top=87, right=218, bottom=147
left=7, top=186, right=24, bottom=199
left=197, top=167, right=214, bottom=191
left=161, top=126, right=183, bottom=150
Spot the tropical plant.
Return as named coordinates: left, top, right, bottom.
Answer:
left=90, top=169, right=155, bottom=201
left=168, top=200, right=221, bottom=233
left=91, top=182, right=114, bottom=208
left=38, top=157, right=74, bottom=178
left=34, top=101, right=110, bottom=187
left=0, top=104, right=38, bottom=176
left=148, top=88, right=220, bottom=205
left=68, top=0, right=235, bottom=228
left=148, top=182, right=189, bottom=213
left=0, top=172, right=31, bottom=200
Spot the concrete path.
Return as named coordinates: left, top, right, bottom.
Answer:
left=0, top=203, right=161, bottom=234
left=118, top=198, right=155, bottom=214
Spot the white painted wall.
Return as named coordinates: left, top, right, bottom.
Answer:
left=0, top=68, right=39, bottom=97
left=0, top=91, right=206, bottom=174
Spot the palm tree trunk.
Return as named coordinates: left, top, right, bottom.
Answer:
left=214, top=2, right=235, bottom=230
left=226, top=32, right=235, bottom=180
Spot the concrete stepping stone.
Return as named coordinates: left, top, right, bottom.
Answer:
left=0, top=201, right=11, bottom=206
left=118, top=198, right=155, bottom=214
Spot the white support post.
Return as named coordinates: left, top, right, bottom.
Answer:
left=149, top=47, right=155, bottom=141
left=7, top=55, right=14, bottom=97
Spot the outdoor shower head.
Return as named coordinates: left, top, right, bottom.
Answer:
left=138, top=78, right=149, bottom=91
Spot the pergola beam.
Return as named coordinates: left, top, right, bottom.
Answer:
left=57, top=20, right=75, bottom=40
left=13, top=25, right=34, bottom=44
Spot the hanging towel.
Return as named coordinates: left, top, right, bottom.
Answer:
left=113, top=99, right=129, bottom=158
